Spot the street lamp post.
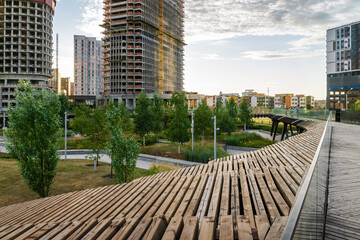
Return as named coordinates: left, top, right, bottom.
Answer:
left=212, top=116, right=219, bottom=160
left=64, top=111, right=67, bottom=162
left=345, top=88, right=353, bottom=110
left=191, top=110, right=194, bottom=151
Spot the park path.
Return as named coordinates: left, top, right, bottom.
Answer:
left=0, top=145, right=202, bottom=170
left=325, top=122, right=360, bottom=239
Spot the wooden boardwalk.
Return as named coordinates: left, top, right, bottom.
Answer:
left=325, top=123, right=360, bottom=240
left=0, top=120, right=326, bottom=240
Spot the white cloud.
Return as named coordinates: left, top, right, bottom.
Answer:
left=184, top=0, right=358, bottom=44
left=76, top=0, right=103, bottom=39
left=241, top=49, right=325, bottom=60
left=201, top=53, right=224, bottom=60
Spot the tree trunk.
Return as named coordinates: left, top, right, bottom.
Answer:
left=178, top=143, right=180, bottom=154
left=244, top=123, right=246, bottom=131
left=143, top=136, right=145, bottom=146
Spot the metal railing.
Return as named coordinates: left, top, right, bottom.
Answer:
left=339, top=110, right=360, bottom=125
left=281, top=112, right=333, bottom=239
left=271, top=109, right=333, bottom=121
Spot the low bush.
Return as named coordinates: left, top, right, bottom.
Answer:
left=224, top=132, right=274, bottom=148
left=147, top=162, right=180, bottom=175
left=135, top=135, right=157, bottom=145
left=185, top=144, right=228, bottom=163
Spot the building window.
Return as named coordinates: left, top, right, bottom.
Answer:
left=341, top=91, right=345, bottom=95
left=336, top=29, right=340, bottom=38
left=336, top=52, right=339, bottom=60
left=330, top=91, right=334, bottom=95
left=337, top=41, right=339, bottom=50
left=341, top=40, right=344, bottom=49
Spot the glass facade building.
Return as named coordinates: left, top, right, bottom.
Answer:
left=327, top=21, right=360, bottom=109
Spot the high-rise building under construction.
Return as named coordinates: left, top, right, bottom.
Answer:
left=0, top=0, right=56, bottom=111
left=101, top=0, right=185, bottom=107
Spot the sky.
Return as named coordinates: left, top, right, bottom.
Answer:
left=53, top=0, right=360, bottom=100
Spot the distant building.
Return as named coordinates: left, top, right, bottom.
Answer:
left=205, top=96, right=216, bottom=109
left=74, top=35, right=103, bottom=96
left=242, top=89, right=257, bottom=97
left=275, top=94, right=294, bottom=108
left=216, top=92, right=240, bottom=105
left=60, top=77, right=71, bottom=96
left=315, top=100, right=326, bottom=109
left=250, top=96, right=257, bottom=108
left=51, top=69, right=61, bottom=94
left=101, top=0, right=185, bottom=108
left=257, top=95, right=274, bottom=108
left=70, top=82, right=74, bottom=96
left=306, top=96, right=315, bottom=108
left=186, top=92, right=205, bottom=109
left=327, top=21, right=360, bottom=109
left=0, top=0, right=57, bottom=111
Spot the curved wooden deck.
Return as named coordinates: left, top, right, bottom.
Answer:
left=0, top=120, right=325, bottom=240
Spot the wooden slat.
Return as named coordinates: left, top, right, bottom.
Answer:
left=255, top=215, right=270, bottom=240
left=179, top=216, right=198, bottom=240
left=264, top=216, right=288, bottom=240
left=198, top=216, right=216, bottom=240
left=237, top=216, right=253, bottom=240
left=143, top=215, right=167, bottom=240
left=219, top=215, right=234, bottom=240
left=162, top=216, right=183, bottom=240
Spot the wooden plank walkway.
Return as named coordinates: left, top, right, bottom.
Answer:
left=325, top=122, right=360, bottom=240
left=0, top=120, right=326, bottom=240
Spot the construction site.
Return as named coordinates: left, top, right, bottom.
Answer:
left=100, top=0, right=185, bottom=107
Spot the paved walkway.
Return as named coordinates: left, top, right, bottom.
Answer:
left=0, top=146, right=202, bottom=170
left=325, top=122, right=360, bottom=239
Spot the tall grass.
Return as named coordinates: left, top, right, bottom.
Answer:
left=224, top=132, right=274, bottom=148
left=185, top=142, right=229, bottom=163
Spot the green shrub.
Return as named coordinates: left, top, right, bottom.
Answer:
left=224, top=133, right=274, bottom=148
left=185, top=144, right=228, bottom=163
left=135, top=135, right=157, bottom=145
left=147, top=162, right=180, bottom=175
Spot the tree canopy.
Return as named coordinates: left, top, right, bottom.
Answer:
left=134, top=92, right=153, bottom=146
left=106, top=105, right=139, bottom=183
left=194, top=99, right=212, bottom=143
left=239, top=98, right=252, bottom=131
left=6, top=80, right=61, bottom=197
left=58, top=94, right=70, bottom=128
left=167, top=92, right=190, bottom=153
left=151, top=93, right=165, bottom=141
left=226, top=97, right=238, bottom=120
left=214, top=100, right=236, bottom=135
left=71, top=105, right=108, bottom=165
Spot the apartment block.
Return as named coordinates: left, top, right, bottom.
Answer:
left=327, top=21, right=360, bottom=109
left=50, top=68, right=61, bottom=93
left=306, top=95, right=315, bottom=108
left=74, top=35, right=103, bottom=96
left=60, top=77, right=71, bottom=96
left=275, top=94, right=294, bottom=109
left=101, top=0, right=185, bottom=107
left=0, top=0, right=56, bottom=111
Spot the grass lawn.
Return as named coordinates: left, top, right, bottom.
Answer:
left=140, top=142, right=188, bottom=159
left=0, top=156, right=150, bottom=208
